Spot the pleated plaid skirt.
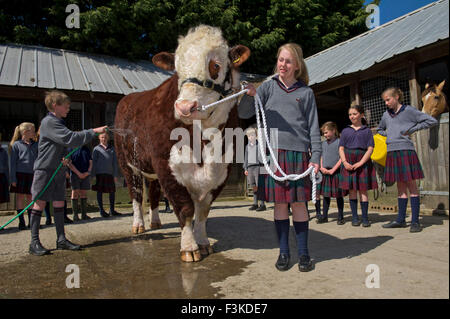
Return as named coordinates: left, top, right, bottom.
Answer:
left=0, top=173, right=10, bottom=203
left=339, top=148, right=378, bottom=191
left=92, top=174, right=116, bottom=193
left=319, top=171, right=348, bottom=198
left=257, top=150, right=311, bottom=203
left=9, top=172, right=33, bottom=194
left=384, top=150, right=424, bottom=183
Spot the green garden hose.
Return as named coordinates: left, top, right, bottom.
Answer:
left=0, top=147, right=80, bottom=230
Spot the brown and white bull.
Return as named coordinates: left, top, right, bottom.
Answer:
left=114, top=25, right=250, bottom=262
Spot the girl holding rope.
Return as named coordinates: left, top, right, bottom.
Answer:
left=239, top=43, right=321, bottom=272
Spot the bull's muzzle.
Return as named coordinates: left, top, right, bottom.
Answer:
left=175, top=99, right=199, bottom=117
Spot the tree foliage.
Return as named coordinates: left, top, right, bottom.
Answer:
left=0, top=0, right=373, bottom=74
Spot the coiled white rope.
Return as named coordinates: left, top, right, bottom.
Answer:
left=200, top=85, right=322, bottom=203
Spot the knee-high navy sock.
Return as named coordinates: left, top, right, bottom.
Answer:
left=322, top=197, right=331, bottom=218
left=350, top=199, right=358, bottom=222
left=361, top=201, right=369, bottom=222
left=53, top=207, right=66, bottom=243
left=109, top=192, right=115, bottom=213
left=293, top=221, right=309, bottom=257
left=17, top=209, right=25, bottom=225
left=274, top=219, right=290, bottom=255
left=97, top=192, right=104, bottom=212
left=336, top=197, right=344, bottom=219
left=397, top=198, right=408, bottom=223
left=44, top=203, right=51, bottom=221
left=410, top=196, right=420, bottom=224
left=315, top=199, right=321, bottom=216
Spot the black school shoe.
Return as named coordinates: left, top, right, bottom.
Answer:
left=275, top=253, right=290, bottom=271
left=409, top=223, right=423, bottom=233
left=29, top=241, right=50, bottom=256
left=298, top=255, right=314, bottom=272
left=256, top=204, right=267, bottom=211
left=316, top=216, right=328, bottom=224
left=382, top=221, right=407, bottom=228
left=57, top=239, right=81, bottom=251
left=248, top=204, right=258, bottom=211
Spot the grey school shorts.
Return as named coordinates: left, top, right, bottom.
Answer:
left=246, top=165, right=260, bottom=188
left=70, top=173, right=91, bottom=190
left=31, top=169, right=66, bottom=202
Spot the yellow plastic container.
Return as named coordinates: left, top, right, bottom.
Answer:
left=371, top=134, right=387, bottom=166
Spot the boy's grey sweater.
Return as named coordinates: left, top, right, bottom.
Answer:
left=10, top=140, right=38, bottom=183
left=238, top=77, right=322, bottom=164
left=377, top=105, right=438, bottom=152
left=34, top=114, right=96, bottom=172
left=0, top=148, right=9, bottom=183
left=91, top=144, right=119, bottom=177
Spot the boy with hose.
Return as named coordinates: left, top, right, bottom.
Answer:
left=29, top=90, right=107, bottom=256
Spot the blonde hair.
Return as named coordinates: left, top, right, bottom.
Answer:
left=9, top=122, right=35, bottom=153
left=273, top=43, right=309, bottom=85
left=44, top=90, right=71, bottom=111
left=320, top=121, right=340, bottom=137
left=245, top=127, right=257, bottom=138
left=382, top=87, right=404, bottom=103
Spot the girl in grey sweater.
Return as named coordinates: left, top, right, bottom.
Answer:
left=239, top=43, right=321, bottom=272
left=378, top=87, right=438, bottom=233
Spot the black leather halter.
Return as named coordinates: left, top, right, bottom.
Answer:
left=180, top=68, right=233, bottom=98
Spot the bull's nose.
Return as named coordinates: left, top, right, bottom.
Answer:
left=175, top=100, right=198, bottom=117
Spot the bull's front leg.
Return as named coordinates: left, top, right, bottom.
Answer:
left=193, top=195, right=214, bottom=257
left=180, top=216, right=202, bottom=262
left=132, top=199, right=145, bottom=234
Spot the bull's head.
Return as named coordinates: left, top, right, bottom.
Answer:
left=153, top=25, right=250, bottom=127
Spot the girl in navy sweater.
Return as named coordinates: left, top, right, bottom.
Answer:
left=339, top=105, right=378, bottom=227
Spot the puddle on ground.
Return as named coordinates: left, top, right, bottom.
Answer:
left=0, top=233, right=252, bottom=298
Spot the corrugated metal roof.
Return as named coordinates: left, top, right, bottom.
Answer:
left=0, top=43, right=172, bottom=95
left=306, top=0, right=449, bottom=86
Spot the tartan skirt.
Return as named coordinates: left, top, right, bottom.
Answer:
left=9, top=172, right=33, bottom=194
left=319, top=171, right=348, bottom=198
left=0, top=173, right=10, bottom=203
left=92, top=174, right=116, bottom=193
left=257, top=150, right=311, bottom=203
left=339, top=148, right=378, bottom=191
left=384, top=150, right=424, bottom=183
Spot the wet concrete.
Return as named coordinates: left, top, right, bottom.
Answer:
left=0, top=232, right=252, bottom=299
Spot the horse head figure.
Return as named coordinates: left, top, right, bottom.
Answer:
left=421, top=80, right=448, bottom=118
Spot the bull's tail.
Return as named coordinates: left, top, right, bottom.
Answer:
left=127, top=162, right=158, bottom=214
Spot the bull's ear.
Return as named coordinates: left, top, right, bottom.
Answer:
left=229, top=45, right=250, bottom=68
left=152, top=52, right=175, bottom=71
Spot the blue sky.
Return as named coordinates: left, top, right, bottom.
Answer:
left=367, top=0, right=438, bottom=24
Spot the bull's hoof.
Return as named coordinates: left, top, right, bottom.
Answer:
left=198, top=244, right=214, bottom=257
left=150, top=222, right=162, bottom=230
left=132, top=226, right=145, bottom=234
left=180, top=250, right=202, bottom=262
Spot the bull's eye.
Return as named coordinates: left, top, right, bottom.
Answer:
left=434, top=96, right=439, bottom=100
left=209, top=60, right=221, bottom=80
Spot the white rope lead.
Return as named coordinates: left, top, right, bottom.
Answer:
left=200, top=86, right=322, bottom=203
